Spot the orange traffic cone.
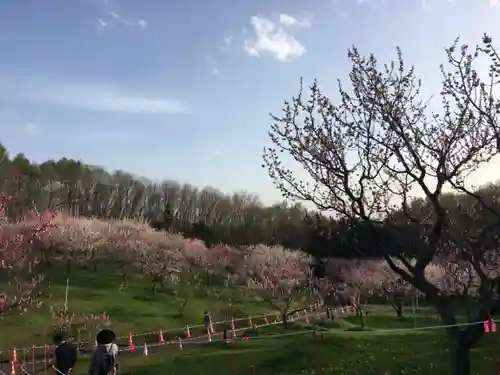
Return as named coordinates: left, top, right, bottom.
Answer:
left=159, top=328, right=165, bottom=343
left=185, top=325, right=191, bottom=338
left=127, top=333, right=135, bottom=352
left=10, top=348, right=17, bottom=375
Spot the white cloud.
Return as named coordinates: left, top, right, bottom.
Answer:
left=21, top=123, right=41, bottom=137
left=97, top=11, right=147, bottom=30
left=1, top=77, right=188, bottom=114
left=278, top=14, right=312, bottom=28
left=224, top=35, right=233, bottom=46
left=244, top=15, right=307, bottom=62
left=68, top=131, right=141, bottom=142
left=35, top=84, right=188, bottom=114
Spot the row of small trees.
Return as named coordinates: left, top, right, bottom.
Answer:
left=0, top=197, right=446, bottom=327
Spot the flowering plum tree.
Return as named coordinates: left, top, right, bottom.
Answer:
left=319, top=259, right=378, bottom=326
left=167, top=259, right=204, bottom=317
left=245, top=245, right=312, bottom=328
left=139, top=247, right=182, bottom=294
left=0, top=195, right=54, bottom=315
left=263, top=34, right=500, bottom=375
left=373, top=262, right=414, bottom=319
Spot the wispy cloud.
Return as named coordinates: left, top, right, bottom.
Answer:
left=224, top=35, right=233, bottom=46
left=243, top=14, right=310, bottom=62
left=0, top=76, right=188, bottom=114
left=97, top=11, right=147, bottom=30
left=205, top=55, right=220, bottom=75
left=67, top=131, right=142, bottom=142
left=21, top=123, right=42, bottom=137
left=278, top=14, right=312, bottom=28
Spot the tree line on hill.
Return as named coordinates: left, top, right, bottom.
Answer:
left=1, top=141, right=498, bottom=266
left=0, top=142, right=383, bottom=259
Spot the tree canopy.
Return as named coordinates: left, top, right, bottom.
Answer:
left=263, top=34, right=500, bottom=375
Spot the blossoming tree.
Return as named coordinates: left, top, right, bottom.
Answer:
left=246, top=245, right=313, bottom=328
left=0, top=194, right=54, bottom=314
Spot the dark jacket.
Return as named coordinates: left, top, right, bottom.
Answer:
left=54, top=341, right=77, bottom=375
left=88, top=343, right=118, bottom=375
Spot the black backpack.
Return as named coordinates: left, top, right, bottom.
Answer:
left=99, top=351, right=116, bottom=375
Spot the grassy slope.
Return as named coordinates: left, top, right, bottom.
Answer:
left=69, top=309, right=500, bottom=375
left=3, top=265, right=500, bottom=375
left=0, top=262, right=273, bottom=350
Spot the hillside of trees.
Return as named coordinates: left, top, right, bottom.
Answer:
left=2, top=141, right=498, bottom=266
left=0, top=142, right=349, bottom=258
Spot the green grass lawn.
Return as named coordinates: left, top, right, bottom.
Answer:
left=3, top=263, right=499, bottom=375
left=64, top=316, right=500, bottom=375
left=0, top=262, right=276, bottom=350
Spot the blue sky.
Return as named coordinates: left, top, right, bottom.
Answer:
left=0, top=0, right=499, bottom=204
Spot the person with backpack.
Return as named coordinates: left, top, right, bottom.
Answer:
left=52, top=332, right=78, bottom=375
left=89, top=329, right=118, bottom=375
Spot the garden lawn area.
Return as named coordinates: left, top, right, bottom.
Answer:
left=0, top=262, right=274, bottom=350
left=3, top=263, right=499, bottom=375
left=67, top=318, right=500, bottom=375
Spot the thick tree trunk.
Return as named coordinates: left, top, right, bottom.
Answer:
left=178, top=295, right=189, bottom=317
left=393, top=302, right=403, bottom=319
left=449, top=334, right=471, bottom=375
left=356, top=307, right=364, bottom=328
left=282, top=313, right=289, bottom=329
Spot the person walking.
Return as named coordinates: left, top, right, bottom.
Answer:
left=88, top=329, right=118, bottom=375
left=203, top=311, right=212, bottom=335
left=52, top=332, right=78, bottom=375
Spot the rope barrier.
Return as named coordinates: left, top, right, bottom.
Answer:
left=51, top=366, right=65, bottom=375
left=18, top=310, right=324, bottom=369
left=8, top=310, right=290, bottom=353
left=12, top=308, right=500, bottom=375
